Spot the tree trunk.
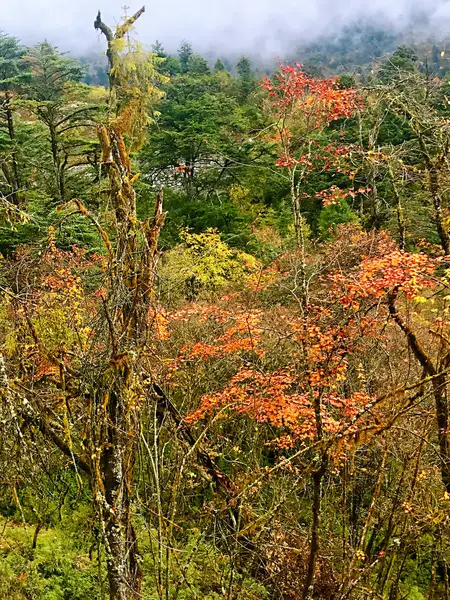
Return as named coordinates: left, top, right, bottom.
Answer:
left=387, top=163, right=406, bottom=250
left=49, top=121, right=64, bottom=203
left=428, top=166, right=449, bottom=255
left=89, top=11, right=160, bottom=598
left=5, top=92, right=22, bottom=205
left=93, top=118, right=164, bottom=598
left=101, top=388, right=141, bottom=600
left=431, top=375, right=450, bottom=493
left=388, top=291, right=450, bottom=492
left=303, top=456, right=327, bottom=600
left=303, top=383, right=327, bottom=600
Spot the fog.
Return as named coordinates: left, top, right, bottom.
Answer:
left=2, top=0, right=450, bottom=58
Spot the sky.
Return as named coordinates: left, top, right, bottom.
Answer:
left=2, top=0, right=450, bottom=58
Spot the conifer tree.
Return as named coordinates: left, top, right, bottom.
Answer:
left=178, top=40, right=193, bottom=74
left=214, top=57, right=226, bottom=72
left=0, top=32, right=30, bottom=206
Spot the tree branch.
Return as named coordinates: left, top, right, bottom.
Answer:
left=94, top=11, right=113, bottom=41
left=26, top=415, right=91, bottom=476
left=152, top=383, right=235, bottom=495
left=387, top=288, right=436, bottom=375
left=115, top=7, right=146, bottom=39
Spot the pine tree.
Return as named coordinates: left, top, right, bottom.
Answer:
left=236, top=55, right=255, bottom=101
left=0, top=32, right=30, bottom=205
left=187, top=53, right=210, bottom=75
left=151, top=39, right=166, bottom=57
left=24, top=42, right=96, bottom=203
left=178, top=40, right=193, bottom=74
left=214, top=58, right=226, bottom=72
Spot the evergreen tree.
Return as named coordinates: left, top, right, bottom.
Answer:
left=236, top=55, right=252, bottom=79
left=187, top=53, right=210, bottom=76
left=24, top=42, right=98, bottom=203
left=151, top=40, right=166, bottom=57
left=378, top=45, right=418, bottom=83
left=162, top=55, right=181, bottom=76
left=25, top=41, right=84, bottom=101
left=178, top=40, right=193, bottom=74
left=0, top=32, right=30, bottom=205
left=214, top=58, right=226, bottom=72
left=236, top=55, right=255, bottom=101
left=151, top=41, right=180, bottom=76
left=432, top=44, right=440, bottom=66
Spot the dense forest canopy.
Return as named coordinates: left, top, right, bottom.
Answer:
left=3, top=6, right=450, bottom=600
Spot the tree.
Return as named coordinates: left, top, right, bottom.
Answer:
left=260, top=63, right=360, bottom=301
left=141, top=73, right=255, bottom=197
left=432, top=44, right=440, bottom=68
left=187, top=53, right=210, bottom=76
left=334, top=242, right=450, bottom=494
left=25, top=41, right=84, bottom=102
left=1, top=9, right=166, bottom=600
left=168, top=225, right=432, bottom=599
left=318, top=196, right=357, bottom=238
left=151, top=40, right=166, bottom=57
left=214, top=58, right=226, bottom=72
left=23, top=42, right=99, bottom=204
left=178, top=40, right=193, bottom=74
left=363, top=64, right=450, bottom=253
left=236, top=55, right=255, bottom=102
left=0, top=32, right=30, bottom=206
left=151, top=40, right=180, bottom=76
left=6, top=16, right=450, bottom=600
left=378, top=45, right=418, bottom=83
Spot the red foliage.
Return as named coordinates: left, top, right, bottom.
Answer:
left=171, top=227, right=445, bottom=452
left=259, top=64, right=362, bottom=206
left=260, top=64, right=362, bottom=128
left=331, top=250, right=438, bottom=309
left=178, top=300, right=376, bottom=447
left=186, top=364, right=372, bottom=448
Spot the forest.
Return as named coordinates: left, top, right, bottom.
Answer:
left=2, top=5, right=450, bottom=600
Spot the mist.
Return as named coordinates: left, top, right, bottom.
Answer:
left=2, top=0, right=450, bottom=59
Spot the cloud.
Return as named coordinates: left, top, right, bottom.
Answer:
left=2, top=0, right=450, bottom=58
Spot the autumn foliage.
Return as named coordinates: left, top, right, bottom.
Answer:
left=3, top=29, right=450, bottom=599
